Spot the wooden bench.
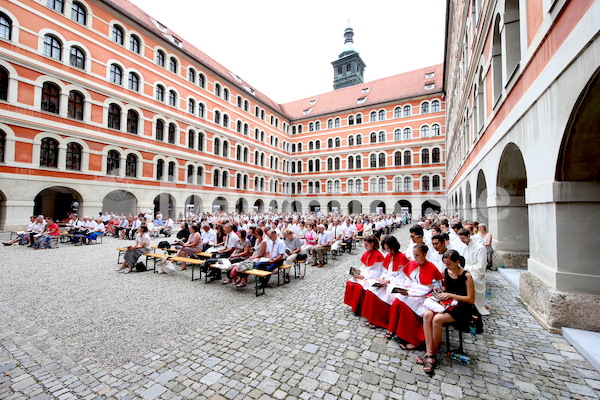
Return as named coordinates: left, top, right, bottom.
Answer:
left=293, top=259, right=307, bottom=279
left=207, top=264, right=293, bottom=296
left=169, top=256, right=205, bottom=281
left=144, top=253, right=168, bottom=273
left=276, top=264, right=293, bottom=286
left=239, top=269, right=273, bottom=297
left=117, top=247, right=127, bottom=264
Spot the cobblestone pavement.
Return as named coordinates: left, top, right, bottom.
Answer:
left=1, top=226, right=599, bottom=399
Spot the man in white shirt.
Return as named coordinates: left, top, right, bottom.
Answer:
left=427, top=234, right=449, bottom=273
left=67, top=214, right=82, bottom=233
left=127, top=216, right=141, bottom=240
left=161, top=217, right=174, bottom=237
left=216, top=223, right=239, bottom=258
left=459, top=228, right=490, bottom=316
left=200, top=223, right=217, bottom=251
left=342, top=219, right=357, bottom=253
left=330, top=220, right=343, bottom=254
left=404, top=225, right=425, bottom=261
left=310, top=224, right=332, bottom=267
left=255, top=230, right=288, bottom=289
left=28, top=215, right=47, bottom=247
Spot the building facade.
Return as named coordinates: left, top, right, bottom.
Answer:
left=444, top=0, right=600, bottom=331
left=0, top=0, right=446, bottom=229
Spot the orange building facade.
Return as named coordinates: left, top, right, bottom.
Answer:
left=444, top=0, right=600, bottom=331
left=0, top=0, right=446, bottom=229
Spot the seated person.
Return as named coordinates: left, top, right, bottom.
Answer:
left=161, top=217, right=174, bottom=237
left=32, top=217, right=60, bottom=249
left=84, top=217, right=105, bottom=244
left=343, top=236, right=384, bottom=315
left=221, top=230, right=252, bottom=284
left=115, top=226, right=151, bottom=273
left=3, top=216, right=36, bottom=246
left=283, top=229, right=307, bottom=265
left=176, top=224, right=202, bottom=271
left=173, top=222, right=190, bottom=245
left=254, top=230, right=287, bottom=289
left=234, top=228, right=267, bottom=288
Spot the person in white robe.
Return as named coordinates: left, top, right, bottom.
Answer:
left=458, top=228, right=490, bottom=315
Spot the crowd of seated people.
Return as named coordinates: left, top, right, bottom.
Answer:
left=344, top=214, right=490, bottom=374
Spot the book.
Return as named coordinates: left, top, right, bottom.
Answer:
left=349, top=266, right=361, bottom=277
left=391, top=287, right=408, bottom=295
left=371, top=282, right=383, bottom=288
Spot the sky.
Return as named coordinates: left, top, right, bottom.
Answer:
left=127, top=0, right=447, bottom=104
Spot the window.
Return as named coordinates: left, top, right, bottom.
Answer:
left=348, top=135, right=354, bottom=146
left=370, top=154, right=376, bottom=168
left=107, top=103, right=121, bottom=130
left=370, top=111, right=377, bottom=121
left=378, top=153, right=386, bottom=167
left=356, top=114, right=362, bottom=124
left=169, top=57, right=177, bottom=73
left=197, top=166, right=203, bottom=185
left=168, top=162, right=175, bottom=182
left=314, top=140, right=320, bottom=150
left=349, top=115, right=354, bottom=125
left=348, top=156, right=354, bottom=170
left=222, top=114, right=229, bottom=128
left=378, top=131, right=386, bottom=142
left=244, top=100, right=249, bottom=112
left=188, top=68, right=196, bottom=83
left=431, top=100, right=440, bottom=112
left=106, top=150, right=120, bottom=175
left=156, top=159, right=164, bottom=180
left=168, top=123, right=176, bottom=144
left=214, top=110, right=221, bottom=125
left=327, top=158, right=333, bottom=171
left=421, top=125, right=429, bottom=138
left=168, top=90, right=177, bottom=106
left=47, top=0, right=64, bottom=13
left=404, top=177, right=412, bottom=191
left=421, top=102, right=429, bottom=114
left=335, top=118, right=341, bottom=128
left=308, top=122, right=314, bottom=132
left=394, top=151, right=401, bottom=166
left=126, top=154, right=137, bottom=177
left=198, top=132, right=204, bottom=151
left=43, top=35, right=62, bottom=60
left=70, top=2, right=87, bottom=24
left=109, top=64, right=123, bottom=85
left=213, top=170, right=220, bottom=187
left=327, top=138, right=333, bottom=148
left=0, top=130, right=5, bottom=162
left=403, top=105, right=411, bottom=117
left=65, top=142, right=81, bottom=170
left=69, top=46, right=85, bottom=69
left=432, top=148, right=440, bottom=163
left=223, top=88, right=229, bottom=101
left=155, top=119, right=165, bottom=141
left=188, top=98, right=195, bottom=114
left=214, top=83, right=221, bottom=97
left=214, top=138, right=220, bottom=156
left=370, top=132, right=377, bottom=144
left=67, top=90, right=84, bottom=120
left=356, top=179, right=362, bottom=192
left=156, top=85, right=165, bottom=102
left=378, top=110, right=386, bottom=121
left=422, top=176, right=430, bottom=191
left=128, top=72, right=139, bottom=91
left=356, top=134, right=362, bottom=145
left=187, top=130, right=195, bottom=150
left=422, top=149, right=430, bottom=164
left=198, top=103, right=205, bottom=118
left=404, top=150, right=412, bottom=165
left=41, top=82, right=60, bottom=114
left=0, top=13, right=11, bottom=40
left=314, top=159, right=320, bottom=171
left=327, top=181, right=333, bottom=194
left=433, top=175, right=441, bottom=190
left=40, top=138, right=59, bottom=168
left=370, top=178, right=376, bottom=193
left=188, top=165, right=195, bottom=184
left=198, top=73, right=205, bottom=88
left=403, top=127, right=411, bottom=140
left=156, top=50, right=165, bottom=67
left=432, top=124, right=440, bottom=136
left=327, top=119, right=333, bottom=129
left=394, top=107, right=401, bottom=118
left=126, top=110, right=138, bottom=134
left=112, top=25, right=124, bottom=45
left=379, top=178, right=385, bottom=192
left=335, top=138, right=341, bottom=147
left=222, top=141, right=228, bottom=158
left=394, top=129, right=401, bottom=141
left=130, top=35, right=141, bottom=54
left=334, top=157, right=340, bottom=170
left=348, top=179, right=354, bottom=193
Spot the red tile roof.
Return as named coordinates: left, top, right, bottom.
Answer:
left=103, top=1, right=442, bottom=121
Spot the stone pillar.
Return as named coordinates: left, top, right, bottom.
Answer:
left=488, top=192, right=529, bottom=269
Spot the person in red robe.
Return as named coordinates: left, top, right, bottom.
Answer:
left=387, top=243, right=444, bottom=349
left=343, top=236, right=384, bottom=316
left=361, top=236, right=410, bottom=330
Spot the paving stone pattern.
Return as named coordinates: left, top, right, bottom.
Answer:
left=1, top=226, right=599, bottom=399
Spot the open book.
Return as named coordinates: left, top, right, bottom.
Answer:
left=391, top=287, right=409, bottom=295
left=349, top=266, right=361, bottom=278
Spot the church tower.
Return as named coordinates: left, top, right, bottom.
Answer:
left=331, top=23, right=366, bottom=90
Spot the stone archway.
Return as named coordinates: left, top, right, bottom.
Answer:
left=103, top=190, right=138, bottom=216
left=458, top=188, right=464, bottom=219
left=269, top=200, right=278, bottom=212
left=495, top=142, right=528, bottom=268
left=465, top=181, right=473, bottom=220
left=347, top=200, right=362, bottom=215
left=34, top=186, right=83, bottom=222
left=253, top=199, right=264, bottom=213
left=281, top=200, right=290, bottom=213
left=476, top=170, right=488, bottom=224
left=212, top=196, right=228, bottom=213
left=394, top=200, right=412, bottom=216
left=154, top=193, right=176, bottom=219
left=327, top=200, right=341, bottom=214
left=184, top=195, right=203, bottom=217
left=421, top=200, right=441, bottom=216
left=291, top=201, right=302, bottom=213
left=235, top=198, right=248, bottom=213
left=308, top=200, right=321, bottom=213
left=370, top=200, right=386, bottom=214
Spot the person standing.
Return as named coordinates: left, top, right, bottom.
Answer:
left=458, top=228, right=490, bottom=315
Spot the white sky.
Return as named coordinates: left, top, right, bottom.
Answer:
left=127, top=0, right=447, bottom=104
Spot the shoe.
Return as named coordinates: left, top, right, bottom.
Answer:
left=122, top=269, right=131, bottom=274
left=2, top=242, right=10, bottom=246
left=317, top=263, right=325, bottom=268
left=221, top=279, right=230, bottom=285
left=235, top=283, right=246, bottom=288
left=311, top=263, right=318, bottom=266
left=115, top=267, right=125, bottom=271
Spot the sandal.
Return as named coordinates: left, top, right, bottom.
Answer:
left=415, top=353, right=427, bottom=365
left=422, top=354, right=437, bottom=374
left=384, top=331, right=394, bottom=340
left=399, top=343, right=417, bottom=350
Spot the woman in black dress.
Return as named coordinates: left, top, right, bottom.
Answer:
left=418, top=249, right=477, bottom=373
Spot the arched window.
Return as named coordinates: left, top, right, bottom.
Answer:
left=370, top=111, right=377, bottom=121
left=236, top=120, right=242, bottom=133
left=69, top=46, right=86, bottom=69
left=421, top=149, right=430, bottom=164
left=156, top=159, right=164, bottom=180
left=356, top=114, right=363, bottom=124
left=370, top=132, right=377, bottom=143
left=403, top=127, right=411, bottom=140
left=422, top=176, right=430, bottom=191
left=156, top=85, right=165, bottom=102
left=109, top=64, right=123, bottom=85
left=370, top=154, right=376, bottom=168
left=335, top=137, right=341, bottom=147
left=308, top=122, right=314, bottom=132
left=432, top=124, right=440, bottom=136
left=128, top=72, right=139, bottom=92
left=355, top=155, right=362, bottom=169
left=168, top=123, right=176, bottom=144
left=43, top=34, right=62, bottom=60
left=432, top=175, right=441, bottom=190
left=378, top=131, right=385, bottom=142
left=327, top=138, right=333, bottom=148
left=369, top=178, right=377, bottom=193
left=67, top=90, right=84, bottom=120
left=198, top=103, right=205, bottom=118
left=236, top=145, right=242, bottom=161
left=126, top=154, right=137, bottom=177
left=65, top=142, right=81, bottom=170
left=335, top=117, right=341, bottom=128
left=112, top=25, right=124, bottom=45
left=198, top=73, right=205, bottom=88
left=348, top=115, right=355, bottom=125
left=168, top=90, right=177, bottom=106
left=261, top=153, right=265, bottom=166
left=314, top=159, right=320, bottom=172
left=421, top=102, right=429, bottom=114
left=106, top=150, right=120, bottom=175
left=188, top=68, right=196, bottom=83
left=156, top=50, right=165, bottom=67
left=223, top=88, right=229, bottom=101
left=346, top=179, right=353, bottom=193
left=214, top=110, right=221, bottom=125
left=404, top=150, right=412, bottom=165
left=394, top=107, right=401, bottom=118
left=421, top=125, right=430, bottom=137
left=129, top=35, right=140, bottom=54
left=327, top=181, right=333, bottom=194
left=0, top=130, right=5, bottom=163
left=188, top=165, right=195, bottom=184
left=378, top=178, right=386, bottom=192
left=126, top=109, right=138, bottom=134
left=213, top=170, right=221, bottom=187
left=185, top=130, right=194, bottom=150
left=334, top=157, right=340, bottom=170
left=378, top=153, right=386, bottom=167
left=403, top=177, right=412, bottom=191
left=40, top=138, right=59, bottom=168
left=431, top=99, right=440, bottom=112
left=222, top=113, right=229, bottom=128
left=0, top=12, right=11, bottom=41
left=297, top=142, right=302, bottom=151
left=214, top=138, right=221, bottom=156
left=315, top=121, right=320, bottom=130
left=107, top=103, right=121, bottom=130
left=348, top=135, right=354, bottom=146
left=243, top=123, right=249, bottom=135
left=167, top=161, right=176, bottom=182
left=214, top=83, right=221, bottom=97
left=48, top=0, right=65, bottom=13
left=198, top=132, right=204, bottom=151
left=394, top=151, right=401, bottom=166
left=356, top=134, right=362, bottom=145
left=307, top=159, right=313, bottom=172
left=188, top=98, right=196, bottom=114
left=243, top=147, right=248, bottom=162
left=169, top=57, right=177, bottom=73
left=378, top=110, right=386, bottom=121
left=403, top=105, right=411, bottom=117
left=348, top=156, right=354, bottom=170
left=432, top=148, right=440, bottom=163
left=327, top=119, right=333, bottom=129
left=315, top=140, right=320, bottom=150
left=394, top=177, right=402, bottom=192
left=222, top=141, right=228, bottom=158
left=394, top=129, right=401, bottom=141
left=197, top=166, right=203, bottom=185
